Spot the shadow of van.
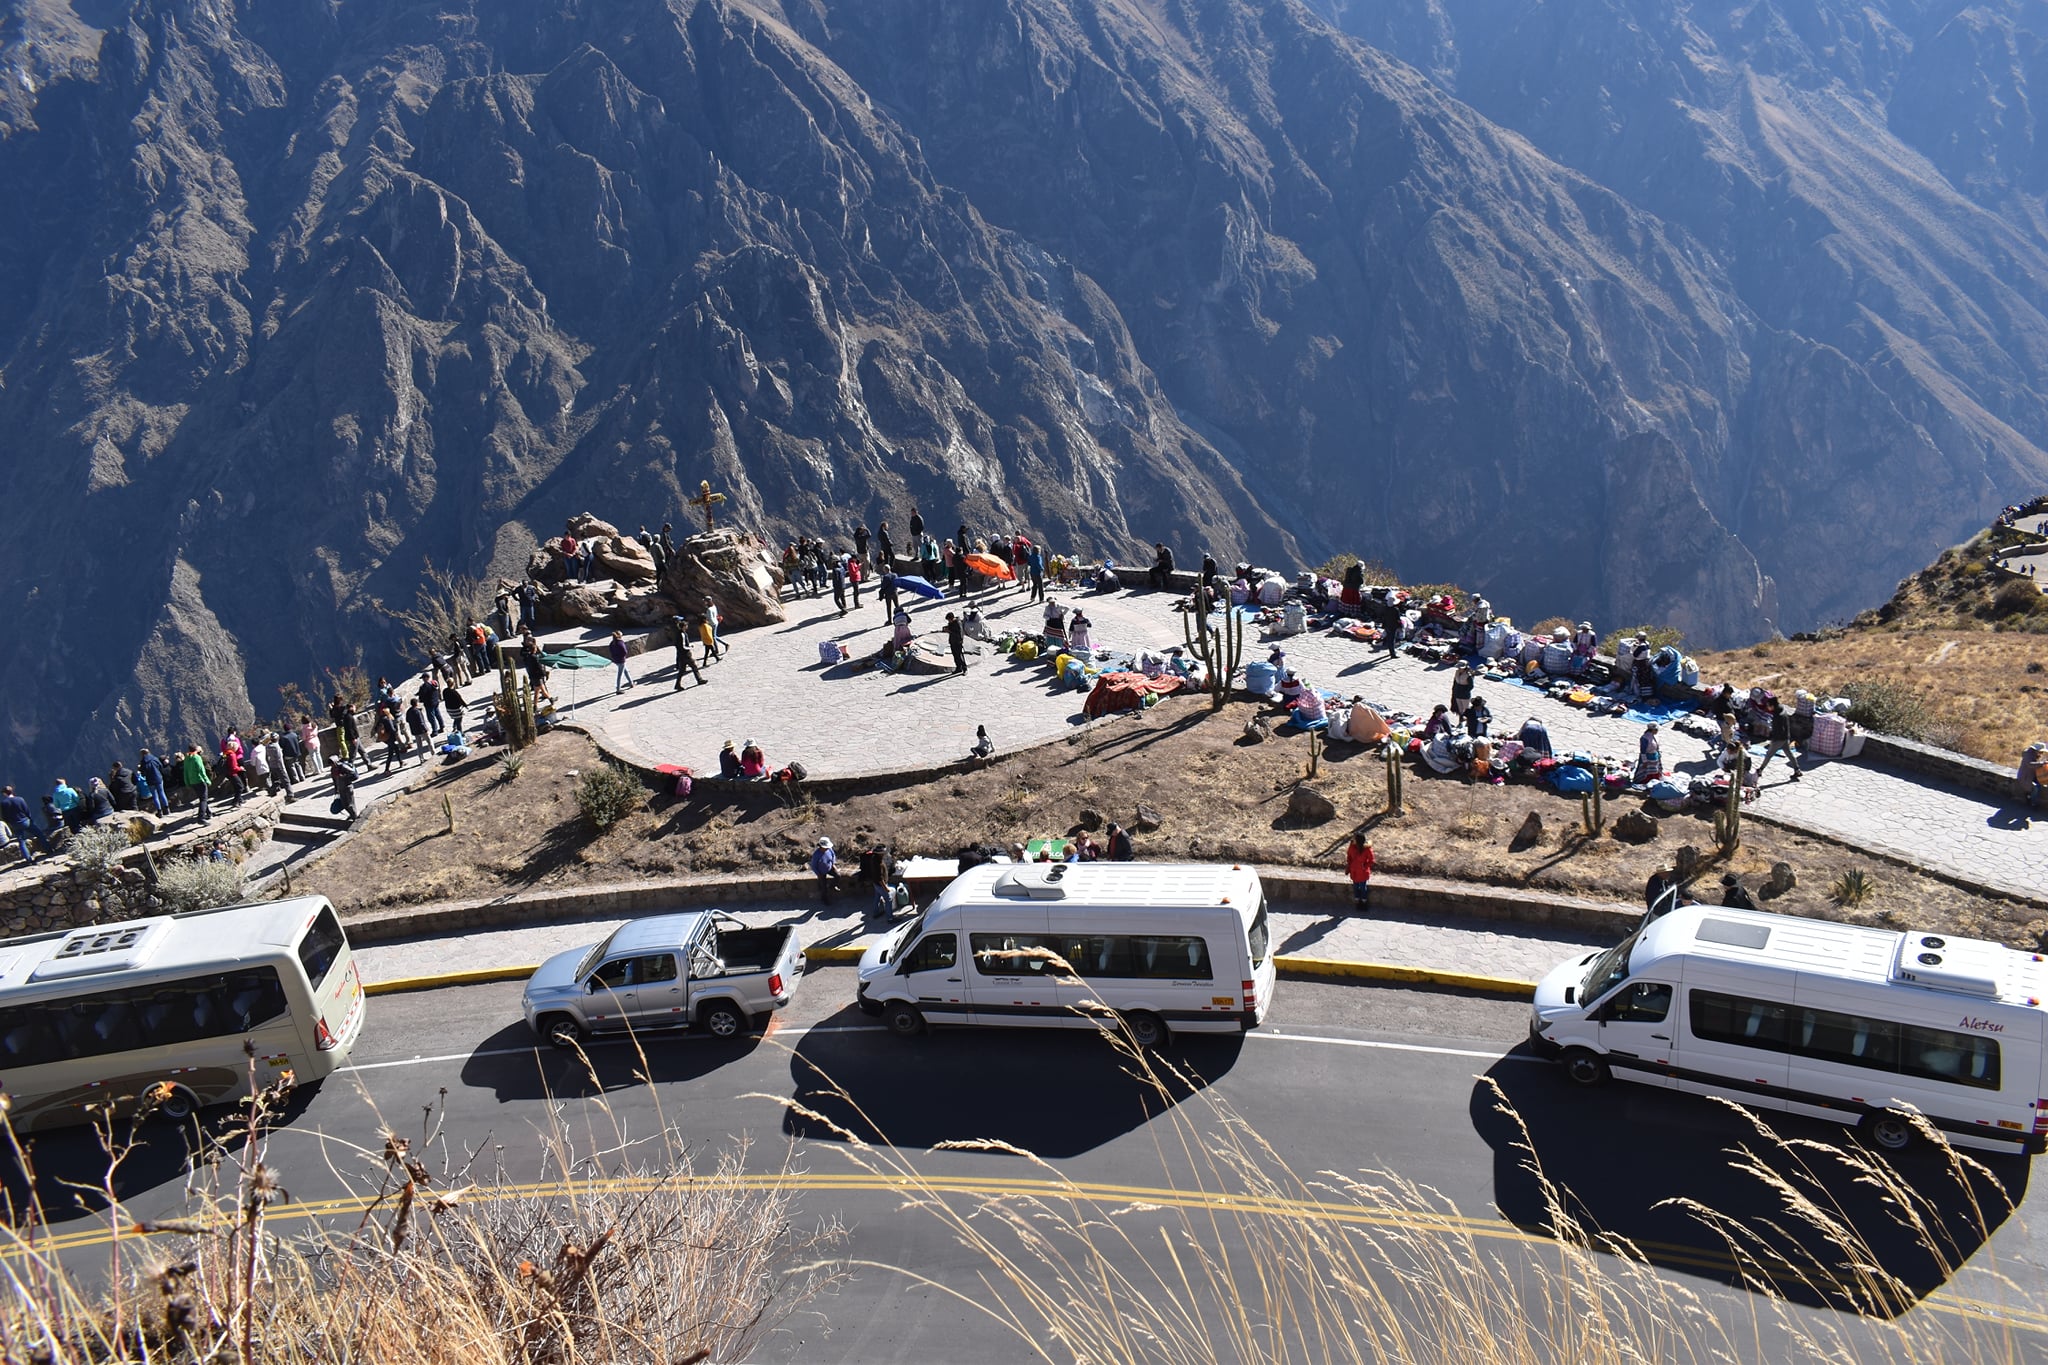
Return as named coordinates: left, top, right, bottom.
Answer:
left=784, top=1006, right=1243, bottom=1160
left=1471, top=1052, right=2029, bottom=1313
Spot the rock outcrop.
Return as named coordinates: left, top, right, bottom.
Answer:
left=661, top=531, right=786, bottom=631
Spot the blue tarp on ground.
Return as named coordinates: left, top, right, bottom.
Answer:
left=1622, top=699, right=1697, bottom=726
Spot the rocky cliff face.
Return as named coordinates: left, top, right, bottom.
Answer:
left=0, top=0, right=2041, bottom=782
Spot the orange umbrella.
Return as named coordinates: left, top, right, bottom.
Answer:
left=963, top=552, right=1015, bottom=580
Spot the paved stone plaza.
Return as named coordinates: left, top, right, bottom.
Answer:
left=541, top=583, right=2048, bottom=906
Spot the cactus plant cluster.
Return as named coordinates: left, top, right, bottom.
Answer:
left=497, top=661, right=540, bottom=750
left=1181, top=603, right=1246, bottom=711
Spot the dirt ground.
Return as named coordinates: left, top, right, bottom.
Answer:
left=302, top=700, right=2048, bottom=949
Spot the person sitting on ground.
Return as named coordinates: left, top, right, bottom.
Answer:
left=739, top=738, right=767, bottom=780
left=718, top=739, right=742, bottom=780
left=2022, top=742, right=2048, bottom=808
left=1068, top=611, right=1094, bottom=653
left=1465, top=693, right=1492, bottom=739
left=1165, top=646, right=1196, bottom=680
left=1422, top=704, right=1456, bottom=741
left=962, top=605, right=993, bottom=642
left=1068, top=831, right=1102, bottom=862
left=438, top=727, right=471, bottom=758
left=1277, top=670, right=1308, bottom=707
left=1094, top=560, right=1120, bottom=592
left=970, top=725, right=996, bottom=761
left=890, top=609, right=915, bottom=653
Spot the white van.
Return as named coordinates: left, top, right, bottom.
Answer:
left=0, top=896, right=365, bottom=1132
left=855, top=862, right=1275, bottom=1046
left=1530, top=905, right=2048, bottom=1154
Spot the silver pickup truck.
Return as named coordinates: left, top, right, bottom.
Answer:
left=522, top=911, right=804, bottom=1047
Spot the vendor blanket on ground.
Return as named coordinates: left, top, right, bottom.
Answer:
left=1083, top=671, right=1187, bottom=718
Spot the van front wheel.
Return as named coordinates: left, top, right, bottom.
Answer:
left=1561, top=1048, right=1609, bottom=1087
left=884, top=1002, right=926, bottom=1038
left=1121, top=1011, right=1168, bottom=1049
left=1861, top=1111, right=1917, bottom=1153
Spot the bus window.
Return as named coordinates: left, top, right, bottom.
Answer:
left=297, top=907, right=348, bottom=990
left=1901, top=1026, right=2001, bottom=1090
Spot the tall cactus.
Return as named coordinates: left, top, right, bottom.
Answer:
left=1715, top=749, right=1747, bottom=851
left=1181, top=602, right=1245, bottom=710
left=497, top=660, right=537, bottom=750
left=1384, top=740, right=1406, bottom=815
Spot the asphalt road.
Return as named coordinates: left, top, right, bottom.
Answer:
left=12, top=971, right=2048, bottom=1362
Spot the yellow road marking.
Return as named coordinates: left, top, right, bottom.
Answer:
left=7, top=1170, right=2041, bottom=1333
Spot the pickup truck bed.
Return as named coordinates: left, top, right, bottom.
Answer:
left=712, top=927, right=788, bottom=976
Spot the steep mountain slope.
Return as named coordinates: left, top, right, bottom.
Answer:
left=0, top=0, right=2041, bottom=784
left=1316, top=0, right=2048, bottom=625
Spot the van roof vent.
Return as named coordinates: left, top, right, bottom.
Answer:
left=991, top=866, right=1070, bottom=900
left=1695, top=918, right=1773, bottom=951
left=1889, top=932, right=2001, bottom=999
left=29, top=922, right=168, bottom=982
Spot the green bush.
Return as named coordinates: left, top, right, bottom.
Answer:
left=155, top=855, right=246, bottom=913
left=576, top=763, right=645, bottom=831
left=1831, top=869, right=1875, bottom=908
left=1840, top=679, right=1930, bottom=741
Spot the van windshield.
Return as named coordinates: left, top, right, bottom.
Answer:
left=884, top=916, right=924, bottom=965
left=1581, top=928, right=1642, bottom=1003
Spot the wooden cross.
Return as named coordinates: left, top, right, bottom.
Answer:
left=687, top=480, right=727, bottom=532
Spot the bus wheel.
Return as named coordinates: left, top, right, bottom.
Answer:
left=155, top=1086, right=198, bottom=1123
left=1861, top=1111, right=1917, bottom=1153
left=700, top=1001, right=746, bottom=1039
left=1121, top=1011, right=1168, bottom=1050
left=539, top=1015, right=585, bottom=1051
left=1560, top=1048, right=1610, bottom=1087
left=884, top=1002, right=925, bottom=1038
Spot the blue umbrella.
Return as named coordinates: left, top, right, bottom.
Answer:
left=894, top=574, right=945, bottom=601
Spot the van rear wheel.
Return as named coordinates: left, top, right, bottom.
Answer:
left=1121, top=1011, right=1168, bottom=1049
left=1861, top=1111, right=1917, bottom=1153
left=154, top=1085, right=198, bottom=1123
left=884, top=1002, right=926, bottom=1038
left=1560, top=1048, right=1609, bottom=1087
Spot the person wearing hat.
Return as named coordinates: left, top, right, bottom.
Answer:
left=1634, top=723, right=1664, bottom=786
left=1571, top=622, right=1597, bottom=673
left=718, top=740, right=742, bottom=781
left=809, top=837, right=840, bottom=903
left=2020, top=743, right=2048, bottom=808
left=739, top=738, right=766, bottom=779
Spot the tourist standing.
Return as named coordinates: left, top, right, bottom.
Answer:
left=138, top=749, right=170, bottom=816
left=419, top=673, right=445, bottom=734
left=946, top=612, right=967, bottom=675
left=671, top=617, right=705, bottom=689
left=105, top=761, right=138, bottom=812
left=609, top=630, right=635, bottom=693
left=703, top=597, right=724, bottom=658
left=877, top=520, right=895, bottom=570
left=908, top=506, right=925, bottom=541
left=0, top=786, right=44, bottom=864
left=374, top=707, right=404, bottom=775
left=1105, top=822, right=1134, bottom=861
left=831, top=556, right=848, bottom=617
left=1027, top=543, right=1046, bottom=602
left=853, top=523, right=871, bottom=567
left=263, top=732, right=292, bottom=798
left=1450, top=661, right=1475, bottom=718
left=1345, top=833, right=1376, bottom=911
left=179, top=746, right=213, bottom=823
left=219, top=730, right=248, bottom=808
left=879, top=570, right=899, bottom=621
left=405, top=699, right=431, bottom=761
left=328, top=754, right=359, bottom=823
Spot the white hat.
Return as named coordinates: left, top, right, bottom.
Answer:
left=744, top=737, right=757, bottom=747
left=818, top=837, right=832, bottom=849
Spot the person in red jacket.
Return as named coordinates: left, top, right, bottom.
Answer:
left=1346, top=833, right=1376, bottom=911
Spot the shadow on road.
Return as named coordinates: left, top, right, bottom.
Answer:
left=1471, top=1053, right=2028, bottom=1312
left=459, top=1020, right=760, bottom=1103
left=783, top=1005, right=1242, bottom=1159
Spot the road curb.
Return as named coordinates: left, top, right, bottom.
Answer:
left=363, top=965, right=539, bottom=996
left=1273, top=955, right=1536, bottom=999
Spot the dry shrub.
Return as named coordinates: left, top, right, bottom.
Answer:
left=0, top=1048, right=840, bottom=1364
left=1448, top=810, right=1494, bottom=841
left=154, top=854, right=246, bottom=913
left=574, top=763, right=644, bottom=832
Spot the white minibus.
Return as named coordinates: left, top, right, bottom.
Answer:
left=0, top=896, right=365, bottom=1132
left=1530, top=904, right=2048, bottom=1154
left=855, top=862, right=1275, bottom=1046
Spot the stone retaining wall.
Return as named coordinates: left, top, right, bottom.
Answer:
left=337, top=866, right=1639, bottom=946
left=0, top=798, right=283, bottom=936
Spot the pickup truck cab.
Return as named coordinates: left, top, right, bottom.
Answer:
left=523, top=912, right=803, bottom=1048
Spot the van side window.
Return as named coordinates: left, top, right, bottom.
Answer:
left=970, top=935, right=1054, bottom=975
left=901, top=934, right=958, bottom=973
left=1602, top=982, right=1672, bottom=1023
left=1129, top=936, right=1212, bottom=980
left=0, top=969, right=289, bottom=1070
left=1691, top=989, right=2002, bottom=1091
left=1688, top=990, right=1788, bottom=1049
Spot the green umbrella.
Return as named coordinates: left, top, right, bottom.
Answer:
left=540, top=647, right=610, bottom=669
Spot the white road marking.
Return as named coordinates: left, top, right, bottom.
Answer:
left=340, top=1023, right=1536, bottom=1074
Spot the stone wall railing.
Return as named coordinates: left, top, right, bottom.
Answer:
left=0, top=798, right=283, bottom=936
